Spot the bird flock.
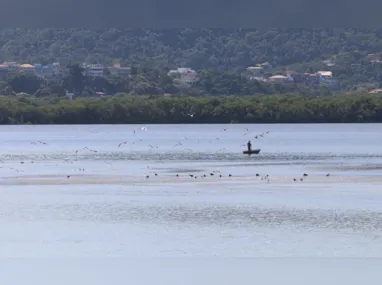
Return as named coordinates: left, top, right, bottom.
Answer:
left=0, top=126, right=332, bottom=183
left=144, top=170, right=234, bottom=180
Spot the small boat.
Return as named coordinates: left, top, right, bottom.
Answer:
left=243, top=149, right=261, bottom=155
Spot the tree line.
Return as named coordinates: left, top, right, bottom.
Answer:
left=1, top=93, right=381, bottom=124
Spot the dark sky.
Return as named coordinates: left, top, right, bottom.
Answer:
left=1, top=0, right=381, bottom=27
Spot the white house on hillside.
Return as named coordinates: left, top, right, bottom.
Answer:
left=168, top=68, right=199, bottom=85
left=317, top=71, right=339, bottom=88
left=317, top=71, right=332, bottom=80
left=82, top=64, right=104, bottom=77
left=108, top=63, right=130, bottom=77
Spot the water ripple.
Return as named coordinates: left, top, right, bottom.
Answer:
left=3, top=203, right=382, bottom=234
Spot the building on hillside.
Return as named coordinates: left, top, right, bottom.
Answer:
left=19, top=63, right=35, bottom=73
left=317, top=71, right=332, bottom=80
left=303, top=73, right=320, bottom=86
left=0, top=64, right=10, bottom=79
left=246, top=66, right=265, bottom=81
left=34, top=64, right=43, bottom=73
left=249, top=76, right=267, bottom=82
left=369, top=88, right=382, bottom=94
left=370, top=58, right=382, bottom=63
left=52, top=62, right=62, bottom=74
left=322, top=59, right=335, bottom=67
left=108, top=63, right=130, bottom=78
left=247, top=66, right=264, bottom=73
left=3, top=62, right=20, bottom=71
left=260, top=62, right=272, bottom=69
left=317, top=71, right=339, bottom=89
left=65, top=90, right=74, bottom=100
left=167, top=68, right=199, bottom=85
left=34, top=62, right=62, bottom=79
left=268, top=75, right=288, bottom=83
left=286, top=70, right=306, bottom=83
left=82, top=64, right=104, bottom=77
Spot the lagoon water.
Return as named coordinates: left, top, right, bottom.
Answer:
left=1, top=124, right=382, bottom=284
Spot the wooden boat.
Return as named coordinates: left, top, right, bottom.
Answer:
left=243, top=149, right=261, bottom=155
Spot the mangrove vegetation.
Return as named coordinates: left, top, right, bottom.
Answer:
left=1, top=93, right=382, bottom=124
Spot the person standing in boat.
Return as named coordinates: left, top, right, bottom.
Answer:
left=247, top=140, right=252, bottom=152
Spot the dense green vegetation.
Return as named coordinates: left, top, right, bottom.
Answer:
left=1, top=28, right=382, bottom=69
left=1, top=28, right=382, bottom=124
left=1, top=28, right=382, bottom=92
left=1, top=93, right=381, bottom=124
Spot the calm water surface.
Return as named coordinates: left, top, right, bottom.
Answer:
left=1, top=124, right=382, bottom=261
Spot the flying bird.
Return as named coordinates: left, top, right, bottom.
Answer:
left=75, top=147, right=97, bottom=154
left=173, top=141, right=183, bottom=148
left=183, top=112, right=195, bottom=117
left=118, top=141, right=128, bottom=147
left=31, top=141, right=47, bottom=145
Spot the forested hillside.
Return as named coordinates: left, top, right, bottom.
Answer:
left=2, top=28, right=382, bottom=70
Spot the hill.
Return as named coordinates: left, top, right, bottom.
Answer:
left=1, top=28, right=382, bottom=71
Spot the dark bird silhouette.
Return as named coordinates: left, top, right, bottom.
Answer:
left=9, top=168, right=23, bottom=172
left=76, top=147, right=97, bottom=154
left=173, top=142, right=182, bottom=148
left=31, top=141, right=47, bottom=145
left=303, top=173, right=308, bottom=177
left=118, top=141, right=128, bottom=147
left=149, top=145, right=159, bottom=149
